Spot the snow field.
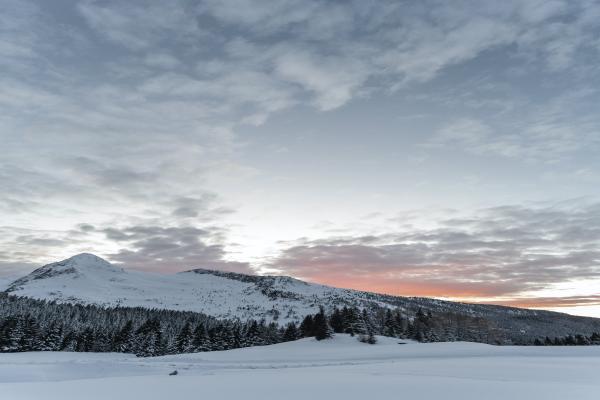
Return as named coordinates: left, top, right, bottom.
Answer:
left=1, top=334, right=599, bottom=400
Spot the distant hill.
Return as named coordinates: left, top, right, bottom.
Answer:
left=5, top=253, right=600, bottom=343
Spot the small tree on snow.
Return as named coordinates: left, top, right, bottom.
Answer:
left=313, top=307, right=333, bottom=340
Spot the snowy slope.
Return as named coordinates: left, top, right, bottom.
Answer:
left=1, top=335, right=599, bottom=400
left=4, top=254, right=389, bottom=323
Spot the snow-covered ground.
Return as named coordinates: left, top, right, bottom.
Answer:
left=1, top=335, right=599, bottom=400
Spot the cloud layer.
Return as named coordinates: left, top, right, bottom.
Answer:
left=271, top=202, right=600, bottom=306
left=1, top=0, right=600, bottom=314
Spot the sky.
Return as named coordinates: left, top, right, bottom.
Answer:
left=1, top=0, right=600, bottom=317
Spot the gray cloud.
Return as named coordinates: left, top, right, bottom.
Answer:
left=271, top=202, right=600, bottom=301
left=77, top=0, right=202, bottom=51
left=77, top=224, right=96, bottom=233
left=425, top=86, right=600, bottom=163
left=490, top=295, right=600, bottom=308
left=1, top=0, right=598, bottom=213
left=69, top=0, right=600, bottom=115
left=0, top=187, right=243, bottom=276
left=169, top=195, right=235, bottom=221
left=104, top=224, right=251, bottom=273
left=63, top=156, right=159, bottom=190
left=0, top=225, right=99, bottom=276
left=1, top=0, right=600, bottom=315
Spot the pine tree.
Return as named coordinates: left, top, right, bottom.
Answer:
left=231, top=324, right=243, bottom=349
left=329, top=308, right=345, bottom=333
left=76, top=327, right=95, bottom=352
left=383, top=309, right=397, bottom=337
left=61, top=330, right=77, bottom=351
left=93, top=330, right=112, bottom=352
left=412, top=308, right=430, bottom=342
left=113, top=320, right=134, bottom=353
left=283, top=322, right=299, bottom=341
left=300, top=315, right=315, bottom=337
left=19, top=315, right=42, bottom=351
left=40, top=322, right=63, bottom=351
left=192, top=323, right=210, bottom=352
left=135, top=318, right=165, bottom=356
left=345, top=308, right=365, bottom=336
left=175, top=322, right=193, bottom=353
left=313, top=307, right=333, bottom=341
left=245, top=320, right=264, bottom=346
left=341, top=307, right=354, bottom=335
left=209, top=326, right=226, bottom=351
left=575, top=334, right=589, bottom=346
left=553, top=337, right=564, bottom=346
left=0, top=316, right=19, bottom=352
left=394, top=312, right=406, bottom=338
left=264, top=322, right=281, bottom=345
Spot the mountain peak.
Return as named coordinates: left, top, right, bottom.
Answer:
left=5, top=253, right=123, bottom=293
left=55, top=253, right=124, bottom=275
left=65, top=253, right=113, bottom=268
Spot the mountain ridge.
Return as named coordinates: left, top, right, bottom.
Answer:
left=3, top=253, right=600, bottom=343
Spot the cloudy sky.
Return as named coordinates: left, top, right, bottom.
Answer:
left=1, top=0, right=600, bottom=317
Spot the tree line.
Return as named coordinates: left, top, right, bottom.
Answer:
left=534, top=333, right=600, bottom=346
left=1, top=294, right=598, bottom=356
left=0, top=294, right=294, bottom=356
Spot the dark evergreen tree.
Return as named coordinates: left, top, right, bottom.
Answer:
left=283, top=322, right=299, bottom=341
left=346, top=308, right=366, bottom=336
left=575, top=334, right=589, bottom=346
left=231, top=324, right=243, bottom=349
left=175, top=322, right=193, bottom=353
left=113, top=320, right=134, bottom=353
left=313, top=307, right=333, bottom=341
left=264, top=322, right=281, bottom=345
left=245, top=320, right=264, bottom=346
left=383, top=309, right=397, bottom=337
left=553, top=337, right=564, bottom=346
left=61, top=331, right=77, bottom=352
left=300, top=315, right=315, bottom=337
left=191, top=323, right=210, bottom=352
left=41, top=322, right=63, bottom=351
left=329, top=308, right=345, bottom=333
left=19, top=316, right=42, bottom=351
left=93, top=330, right=112, bottom=352
left=135, top=318, right=165, bottom=356
left=76, top=327, right=95, bottom=352
left=0, top=316, right=19, bottom=351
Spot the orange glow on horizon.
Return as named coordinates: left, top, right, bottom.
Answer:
left=295, top=274, right=600, bottom=313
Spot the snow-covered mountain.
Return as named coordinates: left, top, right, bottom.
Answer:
left=4, top=253, right=600, bottom=340
left=4, top=253, right=391, bottom=323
